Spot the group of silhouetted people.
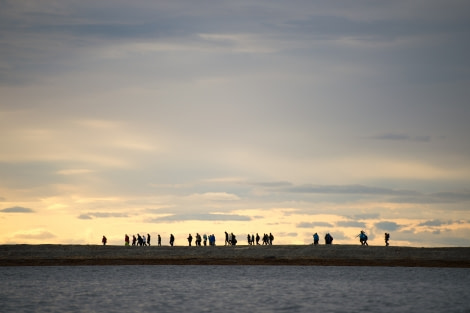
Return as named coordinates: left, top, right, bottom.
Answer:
left=101, top=230, right=391, bottom=246
left=123, top=233, right=162, bottom=246
left=312, top=231, right=391, bottom=246
left=225, top=231, right=237, bottom=245
left=186, top=233, right=216, bottom=246
left=246, top=233, right=274, bottom=245
left=312, top=232, right=334, bottom=245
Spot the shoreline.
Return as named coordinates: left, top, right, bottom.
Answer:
left=1, top=244, right=470, bottom=267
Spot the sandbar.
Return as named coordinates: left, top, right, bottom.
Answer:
left=1, top=244, right=469, bottom=267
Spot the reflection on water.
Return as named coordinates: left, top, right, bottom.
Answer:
left=0, top=266, right=469, bottom=313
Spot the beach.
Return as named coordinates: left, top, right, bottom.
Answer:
left=1, top=244, right=469, bottom=267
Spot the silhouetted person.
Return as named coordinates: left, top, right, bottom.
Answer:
left=358, top=230, right=368, bottom=246
left=313, top=233, right=319, bottom=245
left=325, top=233, right=333, bottom=244
left=125, top=234, right=130, bottom=246
left=385, top=233, right=390, bottom=246
left=158, top=234, right=162, bottom=246
left=187, top=233, right=193, bottom=246
left=102, top=235, right=107, bottom=245
left=147, top=234, right=151, bottom=246
left=169, top=234, right=175, bottom=246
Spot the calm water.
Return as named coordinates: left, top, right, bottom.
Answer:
left=0, top=266, right=469, bottom=313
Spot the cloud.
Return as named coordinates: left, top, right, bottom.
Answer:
left=77, top=212, right=128, bottom=219
left=284, top=184, right=418, bottom=196
left=418, top=219, right=448, bottom=227
left=370, top=133, right=431, bottom=142
left=149, top=213, right=251, bottom=222
left=297, top=222, right=334, bottom=228
left=351, top=213, right=380, bottom=220
left=1, top=206, right=35, bottom=213
left=336, top=221, right=366, bottom=228
left=390, top=191, right=470, bottom=204
left=375, top=221, right=401, bottom=231
left=251, top=181, right=293, bottom=188
left=56, top=169, right=94, bottom=175
left=14, top=229, right=56, bottom=240
left=189, top=192, right=240, bottom=201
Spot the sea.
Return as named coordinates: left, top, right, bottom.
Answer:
left=0, top=265, right=469, bottom=313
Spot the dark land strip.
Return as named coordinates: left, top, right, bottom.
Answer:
left=1, top=245, right=469, bottom=267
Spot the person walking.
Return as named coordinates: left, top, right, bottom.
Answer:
left=385, top=233, right=390, bottom=246
left=187, top=233, right=193, bottom=246
left=169, top=234, right=175, bottom=246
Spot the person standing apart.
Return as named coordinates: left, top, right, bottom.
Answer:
left=102, top=235, right=107, bottom=245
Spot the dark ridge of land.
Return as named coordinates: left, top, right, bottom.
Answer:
left=1, top=244, right=469, bottom=267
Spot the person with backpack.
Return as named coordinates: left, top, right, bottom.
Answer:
left=325, top=233, right=333, bottom=244
left=313, top=233, right=319, bottom=245
left=358, top=230, right=368, bottom=246
left=385, top=233, right=390, bottom=246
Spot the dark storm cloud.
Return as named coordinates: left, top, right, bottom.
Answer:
left=1, top=206, right=35, bottom=213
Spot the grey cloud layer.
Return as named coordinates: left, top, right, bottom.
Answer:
left=1, top=0, right=469, bottom=246
left=1, top=206, right=35, bottom=213
left=149, top=213, right=251, bottom=222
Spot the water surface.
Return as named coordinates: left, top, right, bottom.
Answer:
left=1, top=266, right=469, bottom=312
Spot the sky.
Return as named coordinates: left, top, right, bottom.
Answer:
left=1, top=0, right=470, bottom=247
